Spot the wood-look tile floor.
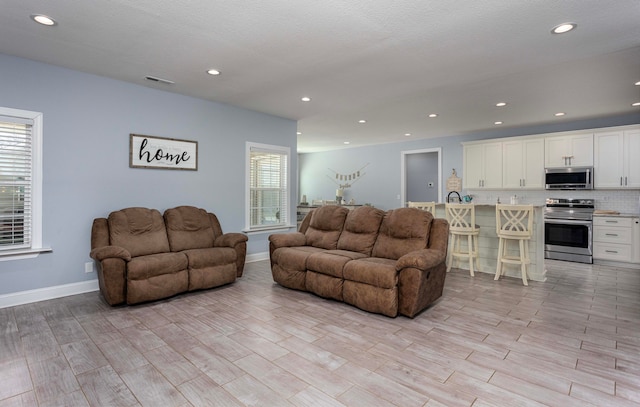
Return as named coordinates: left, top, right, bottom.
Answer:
left=1, top=259, right=639, bottom=406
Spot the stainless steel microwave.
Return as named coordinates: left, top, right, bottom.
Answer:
left=545, top=167, right=593, bottom=190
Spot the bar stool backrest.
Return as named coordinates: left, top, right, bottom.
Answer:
left=496, top=205, right=534, bottom=238
left=407, top=201, right=436, bottom=213
left=445, top=203, right=476, bottom=233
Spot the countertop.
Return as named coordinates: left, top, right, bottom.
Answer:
left=593, top=212, right=640, bottom=218
left=434, top=203, right=544, bottom=208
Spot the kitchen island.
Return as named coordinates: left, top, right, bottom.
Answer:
left=433, top=203, right=546, bottom=282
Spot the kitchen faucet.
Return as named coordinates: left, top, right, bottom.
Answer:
left=447, top=191, right=462, bottom=203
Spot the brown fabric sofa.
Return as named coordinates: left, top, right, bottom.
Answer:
left=90, top=205, right=248, bottom=305
left=269, top=205, right=449, bottom=317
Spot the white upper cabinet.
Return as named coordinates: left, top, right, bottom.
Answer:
left=545, top=133, right=593, bottom=167
left=502, top=138, right=545, bottom=189
left=594, top=129, right=640, bottom=189
left=463, top=142, right=502, bottom=189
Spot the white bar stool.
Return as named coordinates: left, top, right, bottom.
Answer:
left=495, top=204, right=534, bottom=286
left=407, top=201, right=436, bottom=213
left=445, top=203, right=480, bottom=276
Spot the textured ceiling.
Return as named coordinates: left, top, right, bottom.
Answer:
left=1, top=0, right=639, bottom=152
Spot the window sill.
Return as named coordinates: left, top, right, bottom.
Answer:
left=0, top=247, right=53, bottom=262
left=243, top=225, right=297, bottom=235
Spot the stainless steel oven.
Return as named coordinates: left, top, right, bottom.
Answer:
left=544, top=198, right=594, bottom=263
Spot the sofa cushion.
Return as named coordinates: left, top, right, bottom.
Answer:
left=304, top=205, right=349, bottom=250
left=372, top=208, right=432, bottom=260
left=164, top=206, right=216, bottom=252
left=273, top=246, right=326, bottom=271
left=336, top=206, right=385, bottom=255
left=343, top=257, right=398, bottom=289
left=307, top=250, right=367, bottom=278
left=108, top=207, right=170, bottom=257
left=127, top=252, right=188, bottom=281
left=182, top=247, right=237, bottom=268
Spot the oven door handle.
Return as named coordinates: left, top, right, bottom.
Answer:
left=544, top=218, right=592, bottom=226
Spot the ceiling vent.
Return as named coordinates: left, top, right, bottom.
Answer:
left=144, top=75, right=175, bottom=85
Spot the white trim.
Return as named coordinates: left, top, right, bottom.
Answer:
left=246, top=251, right=270, bottom=263
left=0, top=279, right=99, bottom=309
left=0, top=106, right=45, bottom=260
left=245, top=141, right=291, bottom=231
left=0, top=247, right=52, bottom=261
left=401, top=147, right=442, bottom=206
left=242, top=225, right=296, bottom=235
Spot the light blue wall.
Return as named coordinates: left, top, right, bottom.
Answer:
left=0, top=53, right=297, bottom=296
left=299, top=113, right=640, bottom=210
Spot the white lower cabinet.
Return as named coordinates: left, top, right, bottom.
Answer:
left=593, top=216, right=639, bottom=263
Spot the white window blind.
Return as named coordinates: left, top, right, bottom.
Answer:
left=0, top=116, right=33, bottom=249
left=248, top=144, right=289, bottom=230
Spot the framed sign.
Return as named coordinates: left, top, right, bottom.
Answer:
left=446, top=168, right=462, bottom=192
left=129, top=134, right=198, bottom=170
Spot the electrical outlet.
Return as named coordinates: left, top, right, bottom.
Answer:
left=84, top=262, right=94, bottom=273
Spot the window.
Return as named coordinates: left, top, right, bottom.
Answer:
left=0, top=107, right=43, bottom=258
left=246, top=142, right=290, bottom=231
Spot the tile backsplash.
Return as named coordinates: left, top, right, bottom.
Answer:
left=468, top=189, right=640, bottom=214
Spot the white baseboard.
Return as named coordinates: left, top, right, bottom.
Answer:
left=0, top=279, right=99, bottom=309
left=246, top=251, right=269, bottom=263
left=0, top=253, right=270, bottom=309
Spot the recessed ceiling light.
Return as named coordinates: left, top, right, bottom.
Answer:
left=551, top=23, right=576, bottom=34
left=496, top=102, right=507, bottom=107
left=428, top=113, right=438, bottom=118
left=494, top=121, right=503, bottom=125
left=404, top=133, right=411, bottom=137
left=206, top=69, right=220, bottom=76
left=296, top=131, right=302, bottom=135
left=30, top=14, right=57, bottom=26
left=358, top=119, right=366, bottom=123
left=632, top=102, right=640, bottom=107
left=301, top=96, right=311, bottom=102
left=555, top=112, right=566, bottom=116
left=343, top=141, right=350, bottom=145
left=635, top=81, right=640, bottom=86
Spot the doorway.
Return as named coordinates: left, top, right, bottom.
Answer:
left=401, top=148, right=442, bottom=206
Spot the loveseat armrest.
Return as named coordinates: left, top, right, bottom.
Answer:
left=90, top=245, right=132, bottom=262
left=268, top=232, right=306, bottom=249
left=396, top=249, right=446, bottom=272
left=214, top=232, right=248, bottom=248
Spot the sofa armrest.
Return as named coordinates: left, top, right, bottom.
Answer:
left=396, top=249, right=446, bottom=272
left=214, top=232, right=248, bottom=248
left=268, top=232, right=306, bottom=249
left=90, top=245, right=132, bottom=262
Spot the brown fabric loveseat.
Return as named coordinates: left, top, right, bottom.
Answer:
left=269, top=205, right=449, bottom=318
left=90, top=205, right=248, bottom=305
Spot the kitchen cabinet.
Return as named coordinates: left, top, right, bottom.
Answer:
left=502, top=138, right=544, bottom=189
left=593, top=216, right=640, bottom=264
left=463, top=142, right=502, bottom=189
left=545, top=133, right=593, bottom=167
left=594, top=129, right=640, bottom=188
